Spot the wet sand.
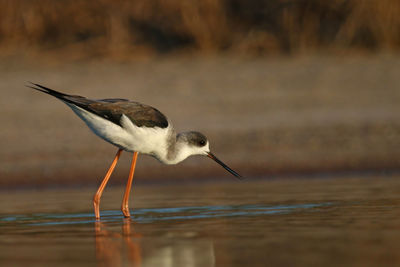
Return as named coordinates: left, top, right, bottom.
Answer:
left=1, top=176, right=400, bottom=266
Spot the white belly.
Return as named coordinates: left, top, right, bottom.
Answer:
left=66, top=103, right=171, bottom=159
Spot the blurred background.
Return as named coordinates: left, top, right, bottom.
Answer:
left=1, top=0, right=400, bottom=187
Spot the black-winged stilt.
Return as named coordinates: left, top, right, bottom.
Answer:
left=29, top=83, right=241, bottom=219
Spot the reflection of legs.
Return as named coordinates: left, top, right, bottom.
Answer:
left=123, top=218, right=142, bottom=266
left=93, top=149, right=123, bottom=219
left=121, top=152, right=138, bottom=218
left=95, top=221, right=122, bottom=267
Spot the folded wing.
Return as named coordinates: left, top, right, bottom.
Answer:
left=29, top=83, right=169, bottom=129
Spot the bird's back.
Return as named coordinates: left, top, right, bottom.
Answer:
left=29, top=83, right=172, bottom=156
left=89, top=100, right=169, bottom=129
left=29, top=83, right=169, bottom=129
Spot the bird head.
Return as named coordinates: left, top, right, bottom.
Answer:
left=177, top=131, right=242, bottom=179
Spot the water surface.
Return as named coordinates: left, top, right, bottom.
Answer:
left=1, top=177, right=400, bottom=266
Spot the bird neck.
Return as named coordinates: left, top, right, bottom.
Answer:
left=164, top=133, right=192, bottom=165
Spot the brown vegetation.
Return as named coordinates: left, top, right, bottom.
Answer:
left=1, top=0, right=400, bottom=58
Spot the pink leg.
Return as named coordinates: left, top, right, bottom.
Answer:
left=121, top=152, right=139, bottom=218
left=93, top=149, right=123, bottom=219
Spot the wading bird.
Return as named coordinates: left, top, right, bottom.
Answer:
left=29, top=83, right=241, bottom=219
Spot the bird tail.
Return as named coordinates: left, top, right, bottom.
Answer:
left=27, top=82, right=74, bottom=100
left=27, top=82, right=95, bottom=108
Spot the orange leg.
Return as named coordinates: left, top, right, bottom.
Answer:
left=121, top=152, right=138, bottom=218
left=93, top=148, right=123, bottom=220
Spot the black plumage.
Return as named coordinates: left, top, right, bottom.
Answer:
left=29, top=83, right=169, bottom=129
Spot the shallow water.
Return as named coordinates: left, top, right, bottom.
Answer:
left=1, top=177, right=400, bottom=266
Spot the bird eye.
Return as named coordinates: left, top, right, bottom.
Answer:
left=199, top=140, right=206, bottom=146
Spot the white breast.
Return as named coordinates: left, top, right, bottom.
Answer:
left=119, top=114, right=172, bottom=158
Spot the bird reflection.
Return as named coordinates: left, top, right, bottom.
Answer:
left=95, top=217, right=215, bottom=266
left=95, top=218, right=142, bottom=267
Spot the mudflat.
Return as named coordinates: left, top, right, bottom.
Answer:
left=1, top=55, right=400, bottom=186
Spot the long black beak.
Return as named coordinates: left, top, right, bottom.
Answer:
left=207, top=152, right=242, bottom=179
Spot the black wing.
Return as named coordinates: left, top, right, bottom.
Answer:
left=29, top=83, right=169, bottom=128
left=88, top=101, right=169, bottom=128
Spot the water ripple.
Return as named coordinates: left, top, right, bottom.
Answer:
left=0, top=202, right=332, bottom=227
